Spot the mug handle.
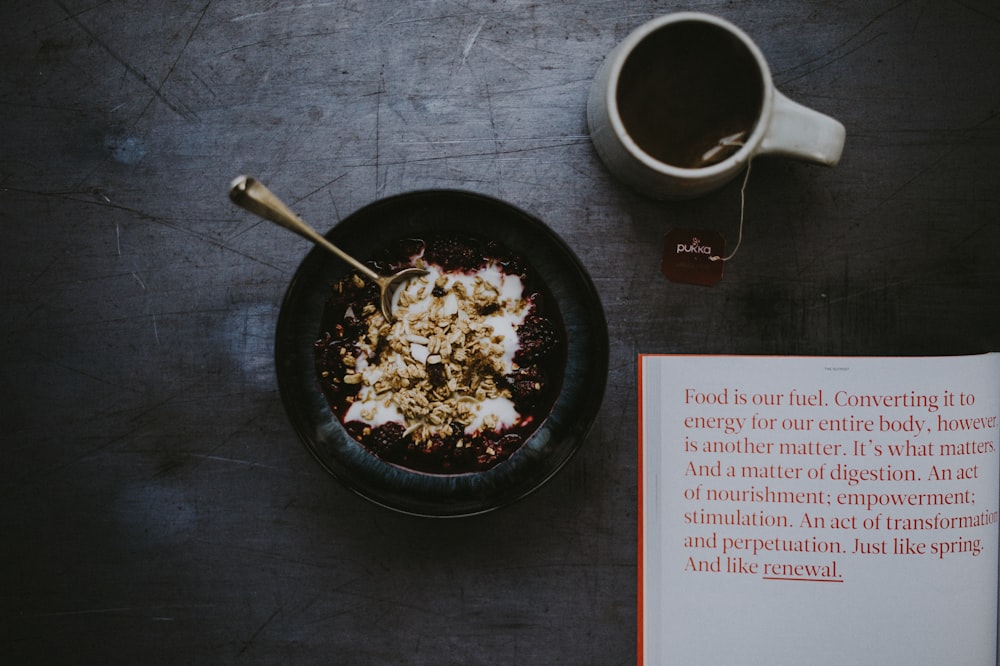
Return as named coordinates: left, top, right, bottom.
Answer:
left=759, top=91, right=846, bottom=166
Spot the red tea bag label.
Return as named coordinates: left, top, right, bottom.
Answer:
left=661, top=229, right=726, bottom=286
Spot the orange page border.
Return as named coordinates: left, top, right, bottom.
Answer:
left=636, top=355, right=644, bottom=666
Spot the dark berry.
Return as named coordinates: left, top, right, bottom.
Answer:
left=511, top=379, right=543, bottom=408
left=374, top=238, right=425, bottom=273
left=494, top=433, right=522, bottom=455
left=515, top=314, right=560, bottom=362
left=426, top=362, right=449, bottom=387
left=366, top=422, right=406, bottom=455
left=345, top=421, right=368, bottom=440
left=314, top=334, right=363, bottom=397
left=504, top=364, right=545, bottom=408
left=424, top=238, right=483, bottom=271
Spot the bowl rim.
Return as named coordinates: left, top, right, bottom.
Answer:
left=274, top=188, right=609, bottom=517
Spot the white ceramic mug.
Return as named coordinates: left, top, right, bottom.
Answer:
left=587, top=12, right=846, bottom=199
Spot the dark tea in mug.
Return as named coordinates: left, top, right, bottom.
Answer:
left=615, top=20, right=765, bottom=169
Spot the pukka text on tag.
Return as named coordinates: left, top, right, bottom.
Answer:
left=661, top=228, right=726, bottom=286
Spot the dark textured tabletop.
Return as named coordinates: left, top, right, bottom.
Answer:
left=3, top=1, right=999, bottom=663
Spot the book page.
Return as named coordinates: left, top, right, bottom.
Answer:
left=639, top=354, right=1000, bottom=666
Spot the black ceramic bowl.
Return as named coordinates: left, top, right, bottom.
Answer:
left=275, top=190, right=608, bottom=517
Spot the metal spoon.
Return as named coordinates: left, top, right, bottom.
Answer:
left=229, top=175, right=427, bottom=322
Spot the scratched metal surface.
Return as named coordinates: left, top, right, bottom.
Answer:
left=2, top=1, right=998, bottom=663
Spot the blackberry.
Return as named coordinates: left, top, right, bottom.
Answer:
left=415, top=436, right=447, bottom=456
left=314, top=334, right=362, bottom=397
left=373, top=237, right=425, bottom=273
left=366, top=422, right=406, bottom=456
left=507, top=365, right=547, bottom=409
left=424, top=237, right=483, bottom=271
left=493, top=433, right=522, bottom=455
left=399, top=436, right=452, bottom=473
left=344, top=421, right=367, bottom=440
left=476, top=432, right=522, bottom=467
left=340, top=315, right=366, bottom=341
left=515, top=314, right=560, bottom=362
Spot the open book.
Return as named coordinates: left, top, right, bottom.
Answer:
left=638, top=354, right=999, bottom=666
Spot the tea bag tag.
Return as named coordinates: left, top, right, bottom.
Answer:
left=661, top=155, right=752, bottom=285
left=661, top=228, right=726, bottom=286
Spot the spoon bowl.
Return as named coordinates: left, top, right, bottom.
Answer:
left=228, top=175, right=427, bottom=322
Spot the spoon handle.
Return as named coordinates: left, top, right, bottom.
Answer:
left=229, top=175, right=379, bottom=281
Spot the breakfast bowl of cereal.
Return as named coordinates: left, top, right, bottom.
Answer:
left=274, top=189, right=607, bottom=517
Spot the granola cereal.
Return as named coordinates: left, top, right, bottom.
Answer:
left=314, top=236, right=564, bottom=474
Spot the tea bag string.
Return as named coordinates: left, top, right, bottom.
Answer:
left=707, top=135, right=751, bottom=263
